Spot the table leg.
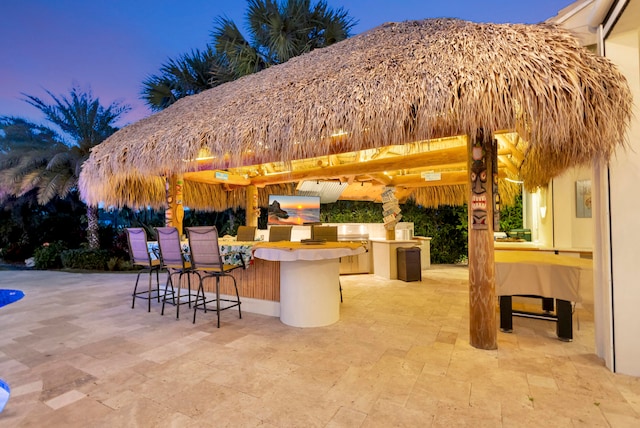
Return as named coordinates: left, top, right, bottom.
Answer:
left=556, top=299, right=573, bottom=341
left=499, top=296, right=513, bottom=333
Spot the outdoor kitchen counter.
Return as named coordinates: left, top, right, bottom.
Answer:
left=369, top=239, right=421, bottom=280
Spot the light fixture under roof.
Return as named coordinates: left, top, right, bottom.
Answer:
left=505, top=178, right=524, bottom=184
left=330, top=129, right=349, bottom=138
left=297, top=181, right=348, bottom=203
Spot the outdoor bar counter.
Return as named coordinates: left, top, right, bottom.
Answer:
left=168, top=240, right=281, bottom=317
left=178, top=240, right=365, bottom=327
left=252, top=241, right=366, bottom=327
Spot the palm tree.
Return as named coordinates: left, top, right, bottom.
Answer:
left=0, top=117, right=69, bottom=202
left=141, top=0, right=356, bottom=110
left=140, top=48, right=237, bottom=112
left=216, top=0, right=355, bottom=74
left=0, top=87, right=130, bottom=249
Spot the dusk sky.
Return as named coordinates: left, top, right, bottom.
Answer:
left=1, top=0, right=574, bottom=130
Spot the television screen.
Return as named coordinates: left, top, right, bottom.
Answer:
left=268, top=195, right=321, bottom=225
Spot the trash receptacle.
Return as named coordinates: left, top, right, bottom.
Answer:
left=397, top=247, right=421, bottom=282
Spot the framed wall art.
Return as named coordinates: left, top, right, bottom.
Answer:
left=575, top=179, right=592, bottom=218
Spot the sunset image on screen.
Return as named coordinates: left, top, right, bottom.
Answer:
left=268, top=195, right=320, bottom=225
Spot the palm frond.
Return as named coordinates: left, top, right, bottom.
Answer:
left=213, top=16, right=265, bottom=76
left=18, top=169, right=45, bottom=196
left=4, top=88, right=126, bottom=206
left=22, top=86, right=130, bottom=151
left=141, top=49, right=217, bottom=111
left=58, top=174, right=78, bottom=199
left=37, top=171, right=65, bottom=205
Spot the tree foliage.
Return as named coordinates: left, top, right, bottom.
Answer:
left=499, top=191, right=523, bottom=232
left=320, top=200, right=382, bottom=224
left=319, top=200, right=468, bottom=264
left=22, top=87, right=129, bottom=151
left=141, top=0, right=356, bottom=111
left=400, top=200, right=468, bottom=264
left=0, top=86, right=130, bottom=249
left=140, top=48, right=229, bottom=111
left=0, top=117, right=69, bottom=203
left=0, top=191, right=88, bottom=262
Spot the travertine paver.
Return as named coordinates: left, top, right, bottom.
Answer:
left=0, top=267, right=639, bottom=427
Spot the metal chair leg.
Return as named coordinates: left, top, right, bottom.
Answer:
left=193, top=272, right=207, bottom=324
left=132, top=271, right=143, bottom=309
left=155, top=268, right=161, bottom=302
left=161, top=272, right=176, bottom=316
left=147, top=270, right=153, bottom=312
left=232, top=276, right=242, bottom=320
left=216, top=277, right=221, bottom=328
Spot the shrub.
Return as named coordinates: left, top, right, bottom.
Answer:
left=100, top=226, right=131, bottom=260
left=320, top=201, right=382, bottom=223
left=1, top=242, right=30, bottom=263
left=33, top=241, right=67, bottom=269
left=106, top=256, right=133, bottom=271
left=60, top=248, right=110, bottom=270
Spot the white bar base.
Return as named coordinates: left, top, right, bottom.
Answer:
left=279, top=259, right=340, bottom=327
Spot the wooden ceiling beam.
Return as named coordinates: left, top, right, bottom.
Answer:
left=183, top=170, right=250, bottom=186
left=249, top=146, right=469, bottom=186
left=185, top=145, right=513, bottom=190
left=368, top=174, right=392, bottom=185
left=498, top=155, right=519, bottom=176
left=391, top=171, right=468, bottom=187
left=391, top=169, right=508, bottom=188
left=495, top=133, right=525, bottom=165
left=394, top=187, right=416, bottom=202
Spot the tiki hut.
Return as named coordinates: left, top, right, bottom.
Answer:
left=79, top=18, right=632, bottom=349
left=80, top=18, right=630, bottom=211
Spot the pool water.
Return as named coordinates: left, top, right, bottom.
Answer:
left=0, top=290, right=22, bottom=412
left=0, top=379, right=8, bottom=412
left=0, top=289, right=24, bottom=308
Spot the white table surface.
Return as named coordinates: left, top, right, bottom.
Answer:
left=252, top=242, right=365, bottom=261
left=495, top=251, right=592, bottom=302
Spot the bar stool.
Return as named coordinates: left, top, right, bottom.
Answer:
left=269, top=225, right=292, bottom=242
left=236, top=225, right=257, bottom=241
left=186, top=226, right=244, bottom=328
left=125, top=228, right=162, bottom=312
left=155, top=227, right=196, bottom=319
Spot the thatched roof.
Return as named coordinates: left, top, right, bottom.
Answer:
left=79, top=18, right=631, bottom=210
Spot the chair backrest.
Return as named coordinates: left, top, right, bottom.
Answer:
left=126, top=228, right=153, bottom=267
left=269, top=225, right=292, bottom=242
left=155, top=227, right=186, bottom=267
left=186, top=226, right=223, bottom=269
left=236, top=225, right=256, bottom=241
left=311, top=225, right=338, bottom=242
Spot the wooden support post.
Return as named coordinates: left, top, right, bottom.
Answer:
left=165, top=176, right=173, bottom=229
left=467, top=132, right=497, bottom=350
left=174, top=174, right=184, bottom=236
left=246, top=185, right=258, bottom=227
left=165, top=174, right=185, bottom=236
left=386, top=228, right=395, bottom=240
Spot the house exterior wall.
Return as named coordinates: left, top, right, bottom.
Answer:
left=550, top=0, right=640, bottom=376
left=552, top=166, right=594, bottom=249
left=605, top=25, right=640, bottom=376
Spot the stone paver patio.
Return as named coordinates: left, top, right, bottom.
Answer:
left=1, top=266, right=639, bottom=427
